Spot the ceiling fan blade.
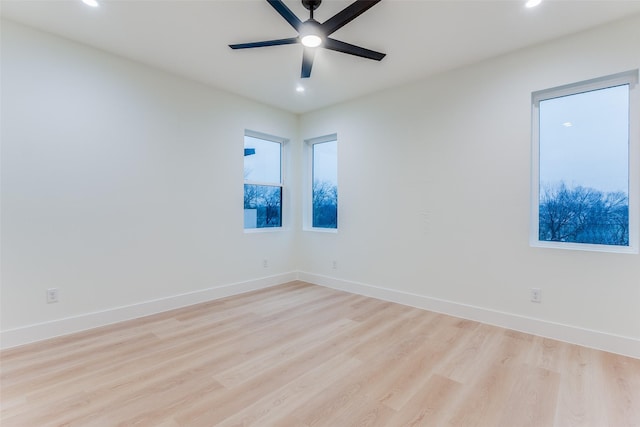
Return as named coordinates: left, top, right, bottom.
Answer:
left=324, top=38, right=385, bottom=61
left=301, top=47, right=316, bottom=78
left=267, top=0, right=303, bottom=31
left=229, top=37, right=299, bottom=49
left=321, top=0, right=381, bottom=36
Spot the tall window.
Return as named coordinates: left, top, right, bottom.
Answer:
left=531, top=70, right=638, bottom=252
left=244, top=131, right=284, bottom=229
left=308, top=135, right=338, bottom=229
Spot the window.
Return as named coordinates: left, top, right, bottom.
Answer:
left=307, top=135, right=338, bottom=230
left=531, top=70, right=639, bottom=252
left=244, top=131, right=285, bottom=229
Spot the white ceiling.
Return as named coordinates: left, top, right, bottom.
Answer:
left=3, top=0, right=640, bottom=114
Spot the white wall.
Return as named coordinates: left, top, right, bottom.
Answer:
left=299, top=15, right=640, bottom=357
left=2, top=16, right=639, bottom=356
left=1, top=21, right=300, bottom=346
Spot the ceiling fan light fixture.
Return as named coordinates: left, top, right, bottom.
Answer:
left=299, top=19, right=324, bottom=48
left=301, top=34, right=322, bottom=48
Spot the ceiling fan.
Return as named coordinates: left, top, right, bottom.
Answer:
left=229, top=0, right=386, bottom=78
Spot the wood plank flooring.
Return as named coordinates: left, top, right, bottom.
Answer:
left=1, top=281, right=639, bottom=426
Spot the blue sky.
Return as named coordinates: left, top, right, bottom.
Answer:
left=244, top=136, right=281, bottom=184
left=539, top=84, right=629, bottom=194
left=313, top=139, right=337, bottom=185
left=243, top=136, right=337, bottom=186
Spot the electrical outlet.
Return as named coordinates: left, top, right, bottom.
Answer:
left=530, top=288, right=541, bottom=303
left=46, top=288, right=59, bottom=304
left=263, top=258, right=268, bottom=268
left=332, top=260, right=337, bottom=270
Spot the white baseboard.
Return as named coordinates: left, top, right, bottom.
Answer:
left=0, top=272, right=297, bottom=350
left=4, top=271, right=638, bottom=359
left=298, top=272, right=640, bottom=359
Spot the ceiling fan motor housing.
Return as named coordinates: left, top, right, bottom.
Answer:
left=302, top=0, right=321, bottom=11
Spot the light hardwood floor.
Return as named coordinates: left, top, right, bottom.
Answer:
left=1, top=281, right=639, bottom=426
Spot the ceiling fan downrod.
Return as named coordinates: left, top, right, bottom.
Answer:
left=302, top=0, right=321, bottom=19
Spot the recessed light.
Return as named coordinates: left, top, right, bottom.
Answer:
left=82, top=0, right=99, bottom=7
left=525, top=0, right=541, bottom=8
left=562, top=122, right=573, bottom=127
left=296, top=86, right=305, bottom=93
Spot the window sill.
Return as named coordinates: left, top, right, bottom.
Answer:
left=244, top=227, right=286, bottom=234
left=530, top=240, right=638, bottom=254
left=303, top=227, right=338, bottom=234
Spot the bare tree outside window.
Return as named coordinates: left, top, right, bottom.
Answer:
left=539, top=182, right=628, bottom=245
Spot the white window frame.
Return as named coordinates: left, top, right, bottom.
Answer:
left=530, top=70, right=639, bottom=253
left=244, top=130, right=287, bottom=233
left=304, top=133, right=338, bottom=233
